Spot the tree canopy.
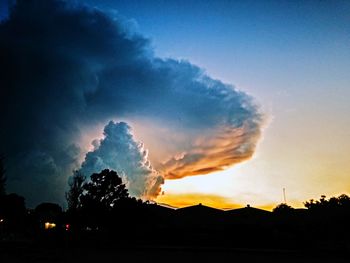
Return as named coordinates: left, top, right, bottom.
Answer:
left=304, top=194, right=350, bottom=211
left=80, top=169, right=129, bottom=211
left=66, top=171, right=86, bottom=212
left=272, top=203, right=294, bottom=214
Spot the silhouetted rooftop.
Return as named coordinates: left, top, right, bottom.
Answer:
left=176, top=203, right=224, bottom=214
left=226, top=205, right=271, bottom=216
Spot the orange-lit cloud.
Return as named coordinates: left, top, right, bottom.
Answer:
left=160, top=122, right=261, bottom=179
left=155, top=192, right=242, bottom=210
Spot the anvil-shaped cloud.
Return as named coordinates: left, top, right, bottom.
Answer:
left=0, top=0, right=264, bottom=205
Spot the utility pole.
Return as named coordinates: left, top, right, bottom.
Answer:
left=283, top=188, right=287, bottom=204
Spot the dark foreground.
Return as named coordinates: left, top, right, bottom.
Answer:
left=2, top=193, right=350, bottom=262
left=0, top=242, right=348, bottom=263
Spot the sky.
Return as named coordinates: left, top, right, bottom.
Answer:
left=1, top=0, right=350, bottom=209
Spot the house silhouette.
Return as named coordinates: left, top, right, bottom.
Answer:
left=225, top=204, right=271, bottom=225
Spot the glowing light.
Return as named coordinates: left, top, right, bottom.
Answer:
left=44, top=222, right=56, bottom=230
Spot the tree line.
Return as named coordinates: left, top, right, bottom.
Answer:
left=1, top=156, right=350, bottom=251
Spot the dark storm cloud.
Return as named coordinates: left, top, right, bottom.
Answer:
left=0, top=0, right=264, bottom=206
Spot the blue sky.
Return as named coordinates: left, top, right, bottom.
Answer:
left=80, top=0, right=350, bottom=109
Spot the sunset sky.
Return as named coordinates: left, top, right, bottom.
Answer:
left=1, top=1, right=349, bottom=209
left=82, top=0, right=350, bottom=209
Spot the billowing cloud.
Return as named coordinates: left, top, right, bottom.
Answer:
left=0, top=0, right=264, bottom=206
left=79, top=121, right=163, bottom=199
left=161, top=116, right=261, bottom=179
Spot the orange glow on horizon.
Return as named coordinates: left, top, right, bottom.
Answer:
left=156, top=192, right=245, bottom=210
left=155, top=193, right=290, bottom=211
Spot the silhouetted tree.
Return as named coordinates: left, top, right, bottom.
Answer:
left=81, top=169, right=129, bottom=211
left=307, top=195, right=327, bottom=208
left=304, top=194, right=350, bottom=234
left=304, top=194, right=350, bottom=221
left=78, top=169, right=130, bottom=230
left=273, top=203, right=294, bottom=214
left=304, top=194, right=350, bottom=210
left=66, top=171, right=85, bottom=212
left=337, top=194, right=350, bottom=207
left=0, top=156, right=6, bottom=196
